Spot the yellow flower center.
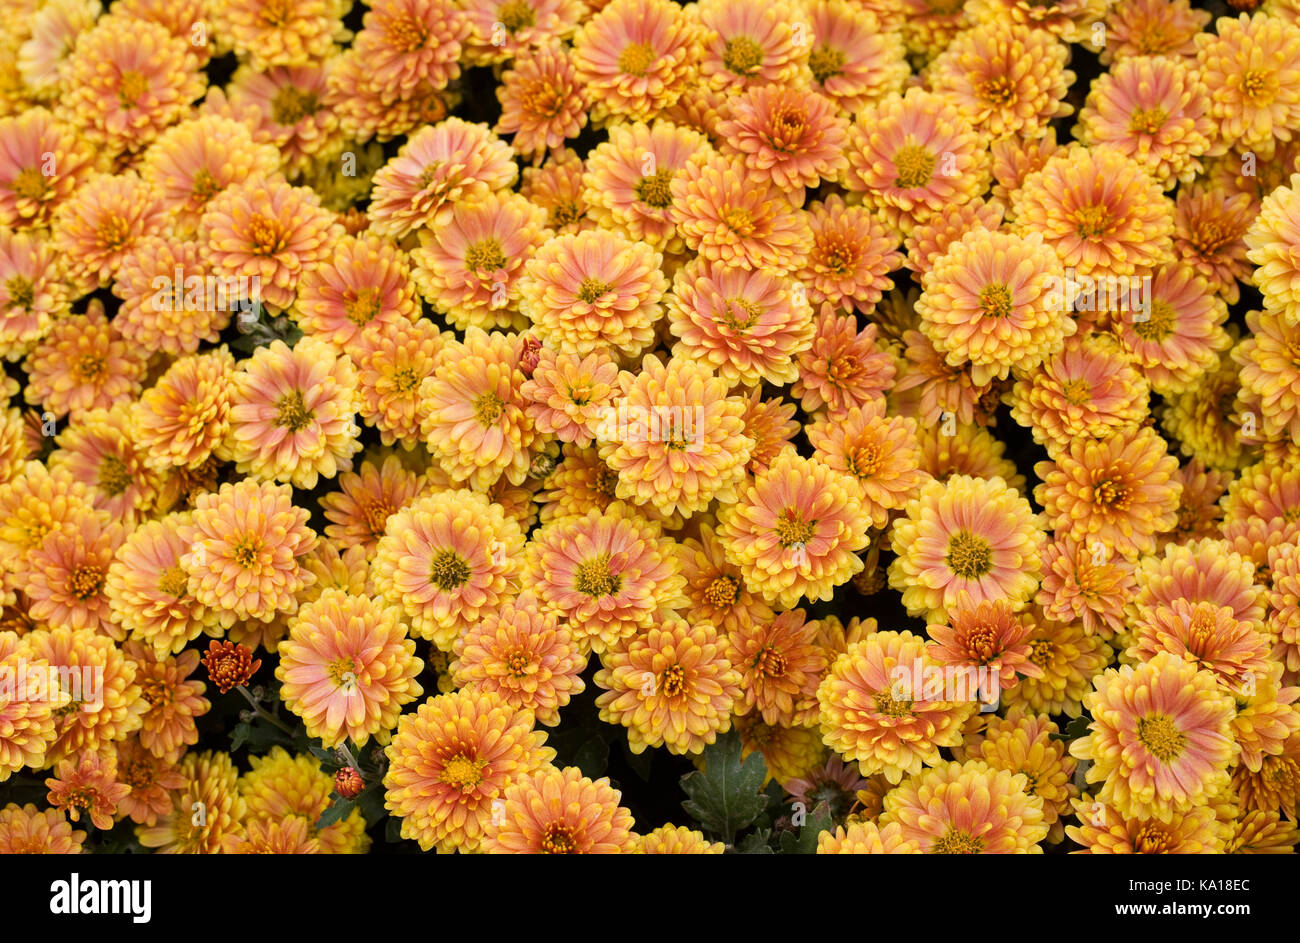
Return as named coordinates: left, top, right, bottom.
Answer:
left=723, top=206, right=755, bottom=236
left=873, top=688, right=913, bottom=718
left=232, top=536, right=261, bottom=568
left=723, top=36, right=764, bottom=76
left=847, top=443, right=881, bottom=479
left=819, top=233, right=858, bottom=275
left=118, top=69, right=147, bottom=108
left=275, top=390, right=314, bottom=432
left=362, top=499, right=393, bottom=539
left=390, top=366, right=420, bottom=393
left=473, top=390, right=504, bottom=426
left=260, top=0, right=291, bottom=25
left=248, top=217, right=286, bottom=255
left=770, top=107, right=807, bottom=147
left=1128, top=106, right=1167, bottom=136
left=552, top=201, right=581, bottom=228
left=635, top=169, right=674, bottom=209
left=97, top=454, right=131, bottom=496
left=1060, top=378, right=1091, bottom=406
left=271, top=86, right=319, bottom=126
left=191, top=167, right=219, bottom=203
left=387, top=12, right=429, bottom=51
left=774, top=508, right=816, bottom=548
left=1091, top=477, right=1130, bottom=509
left=1029, top=639, right=1054, bottom=668
left=809, top=44, right=845, bottom=83
left=704, top=575, right=739, bottom=607
left=660, top=663, right=686, bottom=697
left=2, top=276, right=32, bottom=309
left=892, top=144, right=935, bottom=189
left=577, top=277, right=614, bottom=303
left=506, top=650, right=533, bottom=678
left=963, top=622, right=1001, bottom=663
left=10, top=167, right=47, bottom=203
left=465, top=238, right=506, bottom=274
left=719, top=296, right=762, bottom=332
left=932, top=827, right=984, bottom=854
left=429, top=549, right=471, bottom=591
left=754, top=645, right=786, bottom=679
left=946, top=530, right=993, bottom=579
left=497, top=0, right=535, bottom=33
left=328, top=655, right=357, bottom=687
left=1133, top=299, right=1175, bottom=341
left=522, top=79, right=565, bottom=118
left=345, top=287, right=382, bottom=326
left=96, top=215, right=130, bottom=251
left=977, top=75, right=1014, bottom=105
left=617, top=41, right=656, bottom=77
left=979, top=282, right=1013, bottom=318
left=1133, top=823, right=1172, bottom=853
left=75, top=354, right=105, bottom=381
left=68, top=564, right=105, bottom=601
left=575, top=553, right=620, bottom=597
left=1136, top=713, right=1186, bottom=763
left=1073, top=204, right=1113, bottom=240
left=417, top=161, right=445, bottom=193
left=1240, top=69, right=1273, bottom=103
left=158, top=565, right=189, bottom=598
left=124, top=759, right=156, bottom=790
left=440, top=753, right=483, bottom=792
left=541, top=823, right=578, bottom=853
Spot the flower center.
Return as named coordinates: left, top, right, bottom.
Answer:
left=723, top=207, right=755, bottom=236
left=1133, top=299, right=1175, bottom=341
left=594, top=465, right=619, bottom=499
left=719, top=296, right=762, bottom=332
left=1133, top=823, right=1172, bottom=853
left=522, top=79, right=565, bottom=118
left=362, top=499, right=393, bottom=538
left=191, top=167, right=219, bottom=203
left=932, top=826, right=984, bottom=854
left=1074, top=204, right=1113, bottom=240
left=774, top=508, right=816, bottom=548
left=96, top=215, right=130, bottom=251
left=124, top=759, right=156, bottom=790
left=232, top=537, right=261, bottom=568
left=260, top=0, right=291, bottom=25
left=809, top=44, right=845, bottom=83
left=723, top=36, right=763, bottom=76
left=819, top=233, right=858, bottom=275
left=552, top=201, right=581, bottom=227
left=617, top=41, right=656, bottom=76
left=1029, top=638, right=1054, bottom=668
left=465, top=238, right=506, bottom=274
left=873, top=688, right=913, bottom=717
left=576, top=277, right=613, bottom=303
left=118, top=69, right=147, bottom=108
left=635, top=169, right=674, bottom=209
left=68, top=564, right=105, bottom=601
left=847, top=444, right=881, bottom=479
left=979, top=283, right=1013, bottom=318
left=390, top=366, right=420, bottom=393
left=158, top=565, right=189, bottom=597
left=440, top=753, right=483, bottom=792
left=768, top=107, right=806, bottom=148
left=271, top=86, right=319, bottom=125
left=1060, top=378, right=1091, bottom=406
left=473, top=390, right=504, bottom=426
left=946, top=530, right=992, bottom=579
left=327, top=655, right=357, bottom=687
left=3, top=275, right=33, bottom=312
left=541, top=822, right=578, bottom=853
left=977, top=75, right=1014, bottom=105
left=506, top=650, right=533, bottom=678
left=275, top=390, right=314, bottom=432
left=1240, top=69, right=1273, bottom=103
left=345, top=287, right=382, bottom=326
left=1091, top=476, right=1130, bottom=508
left=754, top=645, right=786, bottom=678
left=497, top=0, right=535, bottom=33
left=704, top=575, right=739, bottom=606
left=75, top=354, right=105, bottom=382
left=1136, top=713, right=1186, bottom=763
left=1128, top=106, right=1167, bottom=136
left=248, top=217, right=286, bottom=255
left=893, top=144, right=935, bottom=189
left=97, top=454, right=131, bottom=496
left=574, top=553, right=620, bottom=597
left=387, top=12, right=429, bottom=51
left=429, top=549, right=471, bottom=591
left=10, top=167, right=47, bottom=202
left=963, top=623, right=1001, bottom=663
left=660, top=663, right=686, bottom=697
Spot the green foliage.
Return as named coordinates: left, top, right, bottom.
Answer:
left=777, top=802, right=835, bottom=855
left=679, top=731, right=771, bottom=845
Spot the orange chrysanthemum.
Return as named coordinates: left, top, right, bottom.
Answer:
left=482, top=765, right=638, bottom=854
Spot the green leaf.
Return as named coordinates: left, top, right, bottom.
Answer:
left=357, top=784, right=386, bottom=827
left=679, top=730, right=771, bottom=844
left=1053, top=714, right=1093, bottom=743
left=315, top=795, right=357, bottom=831
left=735, top=828, right=774, bottom=854
left=229, top=722, right=250, bottom=752
left=777, top=802, right=835, bottom=855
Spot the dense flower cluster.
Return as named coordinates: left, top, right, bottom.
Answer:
left=0, top=0, right=1297, bottom=858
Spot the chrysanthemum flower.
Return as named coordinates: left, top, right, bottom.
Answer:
left=640, top=824, right=726, bottom=854
left=137, top=750, right=246, bottom=854
left=112, top=737, right=184, bottom=827
left=107, top=514, right=216, bottom=655
left=1077, top=55, right=1216, bottom=190
left=1009, top=334, right=1149, bottom=452
left=0, top=107, right=95, bottom=231
left=320, top=455, right=424, bottom=554
left=374, top=488, right=524, bottom=649
left=0, top=803, right=84, bottom=853
left=123, top=641, right=208, bottom=763
left=966, top=0, right=1108, bottom=44
left=806, top=400, right=924, bottom=530
left=843, top=88, right=989, bottom=231
left=223, top=816, right=321, bottom=854
left=383, top=687, right=554, bottom=853
left=582, top=121, right=711, bottom=255
left=570, top=0, right=697, bottom=122
left=353, top=317, right=444, bottom=448
left=50, top=403, right=159, bottom=527
left=1233, top=733, right=1300, bottom=817
left=694, top=0, right=810, bottom=93
left=735, top=714, right=826, bottom=787
left=226, top=336, right=360, bottom=490
left=665, top=259, right=813, bottom=388
left=277, top=589, right=423, bottom=748
left=52, top=172, right=166, bottom=296
left=902, top=199, right=1004, bottom=284
left=719, top=450, right=872, bottom=610
left=1072, top=651, right=1236, bottom=822
left=989, top=127, right=1066, bottom=211
left=1173, top=185, right=1252, bottom=305
left=215, top=0, right=349, bottom=70
left=1011, top=144, right=1174, bottom=282
left=450, top=591, right=585, bottom=727
left=817, top=631, right=976, bottom=784
left=1237, top=309, right=1300, bottom=442
left=915, top=423, right=1024, bottom=491
left=519, top=348, right=619, bottom=449
left=0, top=228, right=66, bottom=362
left=728, top=609, right=827, bottom=726
left=678, top=522, right=775, bottom=634
left=113, top=237, right=234, bottom=355
left=1036, top=536, right=1136, bottom=637
left=1065, top=798, right=1223, bottom=853
left=0, top=462, right=98, bottom=580
left=0, top=647, right=61, bottom=781
left=797, top=196, right=901, bottom=313
left=419, top=328, right=539, bottom=490
left=817, top=819, right=920, bottom=854
left=717, top=84, right=847, bottom=195
left=411, top=191, right=548, bottom=332
left=595, top=614, right=740, bottom=755
left=24, top=304, right=147, bottom=423
left=180, top=478, right=317, bottom=629
left=239, top=746, right=368, bottom=853
left=1102, top=0, right=1209, bottom=65
left=526, top=505, right=684, bottom=652
left=1196, top=13, right=1300, bottom=154
left=891, top=330, right=991, bottom=429
left=882, top=759, right=1048, bottom=853
left=804, top=1, right=908, bottom=116
left=928, top=21, right=1074, bottom=139
left=140, top=115, right=283, bottom=239
left=496, top=42, right=588, bottom=162
left=916, top=228, right=1076, bottom=386
left=461, top=0, right=585, bottom=65
left=669, top=151, right=811, bottom=275
left=1127, top=599, right=1272, bottom=692
left=25, top=510, right=123, bottom=634
left=57, top=16, right=203, bottom=159
left=1226, top=808, right=1300, bottom=854
left=522, top=148, right=590, bottom=234
left=325, top=48, right=450, bottom=144
left=971, top=707, right=1077, bottom=841
left=927, top=594, right=1042, bottom=696
left=367, top=118, right=517, bottom=239
left=888, top=474, right=1043, bottom=622
left=226, top=64, right=340, bottom=179
left=793, top=309, right=895, bottom=416
left=45, top=750, right=129, bottom=831
left=1133, top=538, right=1266, bottom=632
left=1034, top=426, right=1182, bottom=559
left=1231, top=661, right=1300, bottom=773
left=295, top=233, right=417, bottom=348
left=739, top=390, right=798, bottom=475
left=482, top=765, right=637, bottom=854
left=1222, top=464, right=1300, bottom=571
left=199, top=176, right=342, bottom=313
left=131, top=349, right=236, bottom=473
left=353, top=0, right=469, bottom=98
left=21, top=625, right=144, bottom=763
left=1158, top=354, right=1250, bottom=471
